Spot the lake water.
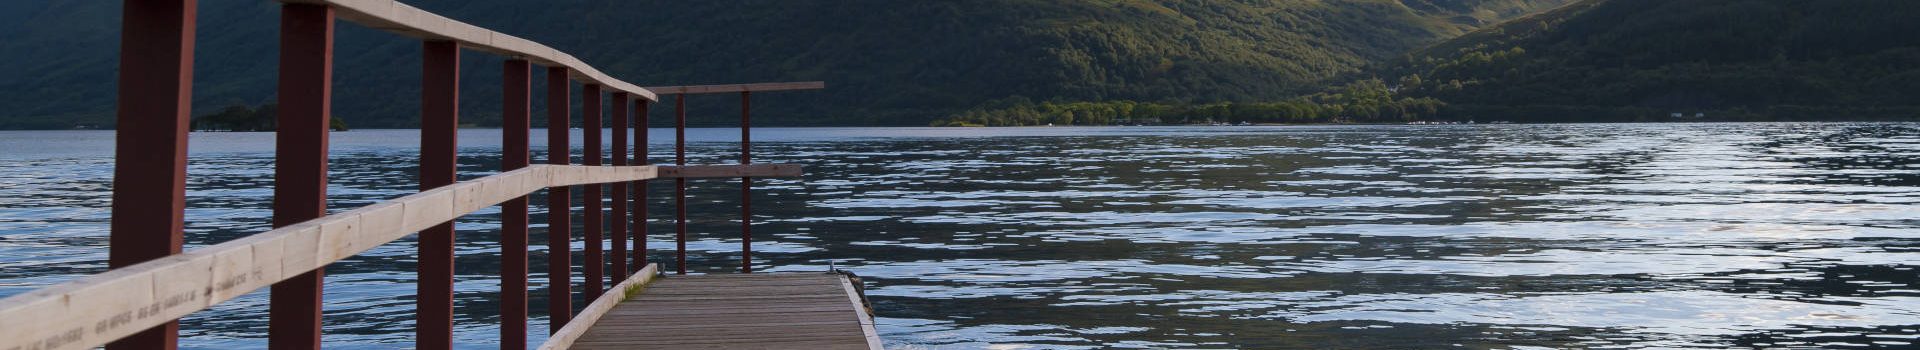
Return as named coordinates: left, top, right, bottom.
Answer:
left=1, top=124, right=1917, bottom=349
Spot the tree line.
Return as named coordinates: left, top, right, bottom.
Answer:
left=932, top=79, right=1448, bottom=126
left=192, top=103, right=349, bottom=132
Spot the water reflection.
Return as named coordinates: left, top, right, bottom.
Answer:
left=0, top=123, right=1916, bottom=349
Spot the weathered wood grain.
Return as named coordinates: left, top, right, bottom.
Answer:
left=557, top=273, right=881, bottom=350
left=539, top=264, right=661, bottom=350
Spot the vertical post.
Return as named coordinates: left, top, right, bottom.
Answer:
left=417, top=40, right=459, bottom=350
left=544, top=67, right=572, bottom=333
left=740, top=91, right=752, bottom=273
left=582, top=85, right=605, bottom=301
left=269, top=4, right=332, bottom=349
left=609, top=92, right=630, bottom=279
left=499, top=59, right=532, bottom=350
left=108, top=0, right=196, bottom=348
left=633, top=100, right=649, bottom=272
left=674, top=94, right=688, bottom=275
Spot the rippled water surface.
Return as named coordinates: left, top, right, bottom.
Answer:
left=2, top=124, right=1917, bottom=349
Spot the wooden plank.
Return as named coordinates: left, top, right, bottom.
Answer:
left=636, top=288, right=848, bottom=297
left=601, top=312, right=861, bottom=323
left=582, top=320, right=859, bottom=332
left=574, top=333, right=869, bottom=345
left=841, top=273, right=886, bottom=350
left=575, top=340, right=870, bottom=350
left=607, top=297, right=851, bottom=307
left=643, top=275, right=839, bottom=283
left=644, top=280, right=844, bottom=289
left=644, top=279, right=842, bottom=288
left=637, top=288, right=848, bottom=296
left=612, top=305, right=858, bottom=316
left=648, top=283, right=845, bottom=291
left=576, top=336, right=869, bottom=346
left=557, top=273, right=880, bottom=350
left=580, top=323, right=860, bottom=334
left=537, top=263, right=660, bottom=350
left=659, top=164, right=803, bottom=178
left=589, top=320, right=855, bottom=330
left=606, top=296, right=850, bottom=306
left=644, top=278, right=841, bottom=287
left=644, top=81, right=826, bottom=95
left=643, top=273, right=836, bottom=281
left=653, top=272, right=836, bottom=279
left=578, top=334, right=868, bottom=345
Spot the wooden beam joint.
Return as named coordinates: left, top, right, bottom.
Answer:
left=643, top=81, right=826, bottom=95
left=656, top=164, right=804, bottom=179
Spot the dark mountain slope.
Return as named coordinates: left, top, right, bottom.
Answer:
left=0, top=0, right=1570, bottom=129
left=1391, top=0, right=1920, bottom=121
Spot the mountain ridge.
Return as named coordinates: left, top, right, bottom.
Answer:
left=0, top=0, right=1572, bottom=129
left=1384, top=0, right=1920, bottom=122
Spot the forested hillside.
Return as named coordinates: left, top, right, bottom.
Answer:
left=1387, top=0, right=1920, bottom=122
left=0, top=0, right=1569, bottom=129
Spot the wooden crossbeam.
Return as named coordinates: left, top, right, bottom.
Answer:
left=659, top=164, right=804, bottom=178
left=644, top=81, right=826, bottom=95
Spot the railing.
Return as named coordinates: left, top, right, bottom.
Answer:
left=645, top=81, right=828, bottom=274
left=0, top=1, right=819, bottom=349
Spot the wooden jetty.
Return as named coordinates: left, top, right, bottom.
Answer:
left=0, top=1, right=864, bottom=350
left=545, top=271, right=882, bottom=350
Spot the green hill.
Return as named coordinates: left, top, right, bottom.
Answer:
left=1388, top=0, right=1920, bottom=122
left=0, top=0, right=1570, bottom=129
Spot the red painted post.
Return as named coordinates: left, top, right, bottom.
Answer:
left=740, top=91, right=752, bottom=273
left=582, top=84, right=605, bottom=301
left=269, top=4, right=332, bottom=349
left=609, top=92, right=630, bottom=279
left=544, top=67, right=572, bottom=333
left=633, top=100, right=650, bottom=272
left=417, top=40, right=459, bottom=350
left=107, top=0, right=196, bottom=348
left=674, top=94, right=688, bottom=275
left=499, top=59, right=532, bottom=350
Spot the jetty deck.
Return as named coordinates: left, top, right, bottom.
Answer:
left=557, top=273, right=882, bottom=350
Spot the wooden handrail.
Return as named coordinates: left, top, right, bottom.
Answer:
left=285, top=0, right=658, bottom=101
left=0, top=164, right=801, bottom=350
left=537, top=264, right=661, bottom=350
left=16, top=1, right=830, bottom=347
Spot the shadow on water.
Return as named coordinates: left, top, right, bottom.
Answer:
left=0, top=123, right=1916, bottom=349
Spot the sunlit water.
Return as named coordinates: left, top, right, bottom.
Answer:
left=1, top=124, right=1917, bottom=349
